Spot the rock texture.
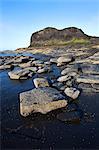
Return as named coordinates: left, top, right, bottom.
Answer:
left=8, top=69, right=30, bottom=80
left=20, top=87, right=67, bottom=116
left=30, top=27, right=99, bottom=47
left=33, top=78, right=49, bottom=88
left=57, top=75, right=71, bottom=82
left=64, top=87, right=80, bottom=99
left=30, top=27, right=88, bottom=47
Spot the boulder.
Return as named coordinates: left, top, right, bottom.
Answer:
left=8, top=69, right=30, bottom=80
left=33, top=78, right=50, bottom=88
left=68, top=72, right=77, bottom=77
left=64, top=87, right=80, bottom=99
left=57, top=56, right=72, bottom=64
left=57, top=75, right=71, bottom=82
left=37, top=67, right=48, bottom=74
left=19, top=87, right=67, bottom=116
left=61, top=67, right=78, bottom=75
left=77, top=75, right=99, bottom=84
left=61, top=68, right=71, bottom=75
left=8, top=72, right=20, bottom=79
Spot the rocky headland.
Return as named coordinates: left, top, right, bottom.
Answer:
left=0, top=27, right=99, bottom=120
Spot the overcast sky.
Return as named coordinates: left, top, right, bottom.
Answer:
left=0, top=0, right=99, bottom=50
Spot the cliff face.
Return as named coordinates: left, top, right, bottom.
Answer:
left=30, top=27, right=99, bottom=47
left=30, top=27, right=88, bottom=47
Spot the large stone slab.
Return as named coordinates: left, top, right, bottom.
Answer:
left=20, top=87, right=67, bottom=116
left=8, top=69, right=30, bottom=80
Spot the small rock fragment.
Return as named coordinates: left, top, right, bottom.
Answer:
left=64, top=87, right=80, bottom=99
left=57, top=56, right=72, bottom=64
left=57, top=75, right=71, bottom=82
left=33, top=78, right=50, bottom=88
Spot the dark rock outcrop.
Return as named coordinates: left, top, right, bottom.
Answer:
left=30, top=27, right=96, bottom=47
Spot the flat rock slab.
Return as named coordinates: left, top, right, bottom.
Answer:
left=77, top=75, right=99, bottom=84
left=8, top=69, right=30, bottom=79
left=20, top=87, right=67, bottom=116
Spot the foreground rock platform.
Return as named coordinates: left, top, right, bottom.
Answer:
left=20, top=87, right=67, bottom=116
